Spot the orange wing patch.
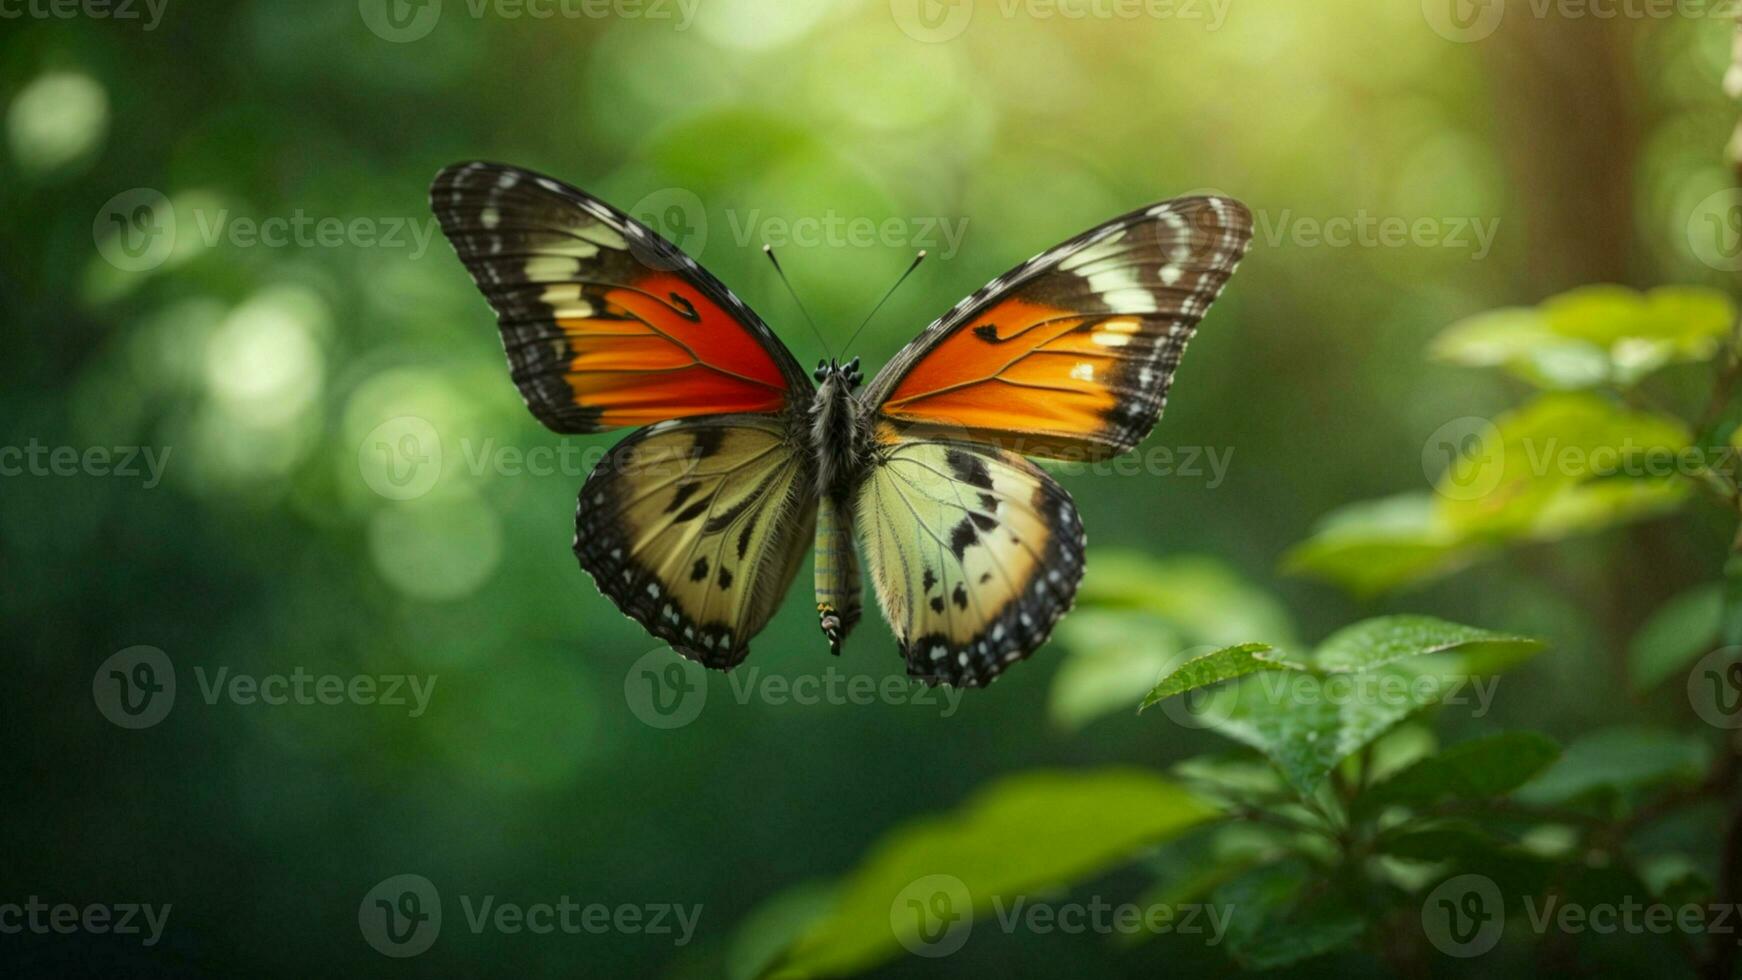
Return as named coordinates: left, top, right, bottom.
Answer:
left=866, top=196, right=1253, bottom=460
left=551, top=272, right=792, bottom=428
left=432, top=162, right=810, bottom=434
left=880, top=296, right=1144, bottom=456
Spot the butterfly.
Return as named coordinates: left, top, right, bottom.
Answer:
left=430, top=162, right=1251, bottom=687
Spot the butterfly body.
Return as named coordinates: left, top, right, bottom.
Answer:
left=432, top=161, right=1251, bottom=687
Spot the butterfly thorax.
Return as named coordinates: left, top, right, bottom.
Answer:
left=808, top=359, right=871, bottom=498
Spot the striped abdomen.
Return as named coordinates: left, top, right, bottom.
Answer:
left=814, top=493, right=862, bottom=653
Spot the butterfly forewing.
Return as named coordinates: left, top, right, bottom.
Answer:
left=854, top=427, right=1085, bottom=686
left=431, top=162, right=812, bottom=433
left=864, top=196, right=1252, bottom=460
left=574, top=414, right=815, bottom=668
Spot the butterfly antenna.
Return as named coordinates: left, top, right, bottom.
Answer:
left=763, top=245, right=834, bottom=361
left=840, top=250, right=926, bottom=359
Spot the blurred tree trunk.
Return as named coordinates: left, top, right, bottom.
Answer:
left=1482, top=13, right=1640, bottom=294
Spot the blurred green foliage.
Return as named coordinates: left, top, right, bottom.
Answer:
left=7, top=2, right=1742, bottom=977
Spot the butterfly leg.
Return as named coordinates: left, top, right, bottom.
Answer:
left=814, top=492, right=862, bottom=654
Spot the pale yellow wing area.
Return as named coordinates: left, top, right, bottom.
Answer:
left=574, top=415, right=815, bottom=668
left=854, top=429, right=1085, bottom=686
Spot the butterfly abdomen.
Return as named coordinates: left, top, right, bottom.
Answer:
left=814, top=493, right=862, bottom=654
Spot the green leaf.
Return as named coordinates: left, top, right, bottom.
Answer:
left=1189, top=617, right=1546, bottom=798
left=1311, top=615, right=1543, bottom=673
left=1139, top=642, right=1297, bottom=711
left=1052, top=553, right=1297, bottom=729
left=1281, top=494, right=1487, bottom=597
left=1230, top=905, right=1365, bottom=970
left=1628, top=584, right=1722, bottom=693
left=766, top=770, right=1218, bottom=978
left=1076, top=551, right=1298, bottom=647
left=728, top=882, right=836, bottom=980
left=1431, top=285, right=1735, bottom=388
left=1515, top=727, right=1711, bottom=806
left=1374, top=820, right=1505, bottom=862
left=1212, top=861, right=1363, bottom=969
left=1364, top=732, right=1561, bottom=808
left=1047, top=611, right=1181, bottom=731
left=1437, top=392, right=1690, bottom=541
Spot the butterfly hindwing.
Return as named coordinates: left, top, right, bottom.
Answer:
left=863, top=196, right=1252, bottom=459
left=574, top=414, right=816, bottom=668
left=853, top=427, right=1086, bottom=686
left=431, top=162, right=811, bottom=433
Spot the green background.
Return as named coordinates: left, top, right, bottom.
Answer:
left=2, top=0, right=1735, bottom=975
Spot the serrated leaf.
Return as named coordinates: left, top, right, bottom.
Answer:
left=1515, top=727, right=1711, bottom=806
left=1629, top=584, right=1722, bottom=693
left=1364, top=732, right=1560, bottom=809
left=1191, top=618, right=1546, bottom=798
left=766, top=770, right=1217, bottom=979
left=1139, top=642, right=1296, bottom=710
